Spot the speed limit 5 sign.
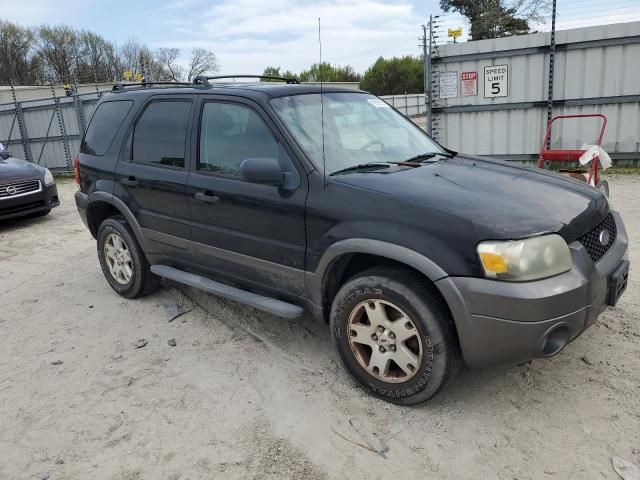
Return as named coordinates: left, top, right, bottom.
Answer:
left=484, top=64, right=508, bottom=98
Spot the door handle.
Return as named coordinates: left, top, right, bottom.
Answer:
left=194, top=191, right=220, bottom=204
left=121, top=176, right=138, bottom=187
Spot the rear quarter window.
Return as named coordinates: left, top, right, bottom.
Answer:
left=81, top=100, right=133, bottom=156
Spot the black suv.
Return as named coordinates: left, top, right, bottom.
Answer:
left=75, top=76, right=629, bottom=404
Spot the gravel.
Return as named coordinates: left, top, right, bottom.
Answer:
left=0, top=175, right=638, bottom=479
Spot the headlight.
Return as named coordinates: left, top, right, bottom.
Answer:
left=477, top=234, right=572, bottom=282
left=43, top=168, right=55, bottom=186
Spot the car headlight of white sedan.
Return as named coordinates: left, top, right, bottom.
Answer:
left=477, top=234, right=572, bottom=281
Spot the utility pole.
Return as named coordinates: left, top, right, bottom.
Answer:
left=426, top=15, right=434, bottom=136
left=546, top=0, right=557, bottom=148
left=420, top=24, right=428, bottom=128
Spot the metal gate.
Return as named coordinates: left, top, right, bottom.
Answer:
left=0, top=85, right=107, bottom=172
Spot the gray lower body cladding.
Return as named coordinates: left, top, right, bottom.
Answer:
left=438, top=210, right=629, bottom=368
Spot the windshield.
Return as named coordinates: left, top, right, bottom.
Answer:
left=270, top=92, right=445, bottom=174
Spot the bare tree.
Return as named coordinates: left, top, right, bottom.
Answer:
left=103, top=41, right=123, bottom=82
left=37, top=25, right=79, bottom=83
left=1, top=20, right=219, bottom=86
left=0, top=20, right=41, bottom=84
left=76, top=30, right=119, bottom=83
left=440, top=0, right=550, bottom=40
left=187, top=48, right=219, bottom=82
left=117, top=38, right=172, bottom=82
left=156, top=47, right=183, bottom=81
left=119, top=37, right=143, bottom=77
left=510, top=0, right=550, bottom=24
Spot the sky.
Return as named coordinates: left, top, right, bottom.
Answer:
left=1, top=0, right=639, bottom=76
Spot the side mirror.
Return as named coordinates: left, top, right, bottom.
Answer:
left=240, top=157, right=285, bottom=186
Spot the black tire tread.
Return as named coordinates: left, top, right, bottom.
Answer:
left=97, top=217, right=159, bottom=298
left=355, top=267, right=462, bottom=389
left=331, top=266, right=462, bottom=405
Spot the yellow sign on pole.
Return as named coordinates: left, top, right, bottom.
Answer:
left=134, top=73, right=144, bottom=82
left=448, top=27, right=462, bottom=39
left=123, top=70, right=133, bottom=81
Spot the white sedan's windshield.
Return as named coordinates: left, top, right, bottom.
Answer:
left=270, top=92, right=445, bottom=174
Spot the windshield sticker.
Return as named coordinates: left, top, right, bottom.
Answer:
left=368, top=98, right=390, bottom=108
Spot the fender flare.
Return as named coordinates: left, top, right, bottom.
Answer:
left=306, top=238, right=474, bottom=364
left=88, top=191, right=148, bottom=252
left=306, top=238, right=449, bottom=307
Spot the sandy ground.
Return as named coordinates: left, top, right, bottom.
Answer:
left=0, top=176, right=639, bottom=480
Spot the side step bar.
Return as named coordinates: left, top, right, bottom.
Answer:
left=150, top=265, right=304, bottom=319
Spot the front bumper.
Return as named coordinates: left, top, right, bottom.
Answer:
left=0, top=181, right=59, bottom=221
left=436, top=211, right=629, bottom=368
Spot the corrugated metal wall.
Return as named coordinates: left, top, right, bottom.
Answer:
left=0, top=90, right=102, bottom=171
left=430, top=21, right=640, bottom=160
left=381, top=94, right=426, bottom=117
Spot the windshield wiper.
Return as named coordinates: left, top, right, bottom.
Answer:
left=403, top=151, right=454, bottom=163
left=330, top=162, right=393, bottom=176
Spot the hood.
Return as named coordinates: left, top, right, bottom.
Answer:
left=333, top=154, right=608, bottom=241
left=0, top=155, right=43, bottom=183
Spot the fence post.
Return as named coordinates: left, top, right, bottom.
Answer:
left=10, top=83, right=33, bottom=163
left=73, top=85, right=87, bottom=134
left=51, top=84, right=72, bottom=169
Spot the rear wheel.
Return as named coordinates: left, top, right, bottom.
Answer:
left=97, top=217, right=159, bottom=298
left=330, top=267, right=461, bottom=405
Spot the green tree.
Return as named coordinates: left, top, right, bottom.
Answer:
left=298, top=63, right=361, bottom=82
left=360, top=56, right=423, bottom=96
left=440, top=0, right=548, bottom=40
left=263, top=64, right=360, bottom=83
left=261, top=66, right=298, bottom=81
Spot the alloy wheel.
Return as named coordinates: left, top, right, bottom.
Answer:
left=104, top=233, right=133, bottom=285
left=347, top=299, right=423, bottom=383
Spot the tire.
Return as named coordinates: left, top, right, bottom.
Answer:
left=97, top=217, right=160, bottom=298
left=596, top=179, right=609, bottom=198
left=330, top=267, right=461, bottom=405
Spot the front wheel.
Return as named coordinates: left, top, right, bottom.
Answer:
left=330, top=268, right=461, bottom=405
left=97, top=217, right=159, bottom=298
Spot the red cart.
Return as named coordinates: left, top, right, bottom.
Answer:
left=537, top=113, right=609, bottom=196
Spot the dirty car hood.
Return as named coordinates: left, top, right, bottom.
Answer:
left=333, top=154, right=609, bottom=241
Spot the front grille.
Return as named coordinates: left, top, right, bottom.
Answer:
left=579, top=212, right=617, bottom=263
left=0, top=179, right=41, bottom=199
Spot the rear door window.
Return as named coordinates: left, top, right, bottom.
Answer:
left=81, top=100, right=133, bottom=156
left=132, top=100, right=191, bottom=169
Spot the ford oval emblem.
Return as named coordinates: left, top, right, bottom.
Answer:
left=598, top=230, right=610, bottom=246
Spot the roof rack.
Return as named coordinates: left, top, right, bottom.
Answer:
left=112, top=81, right=194, bottom=92
left=192, top=75, right=300, bottom=86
